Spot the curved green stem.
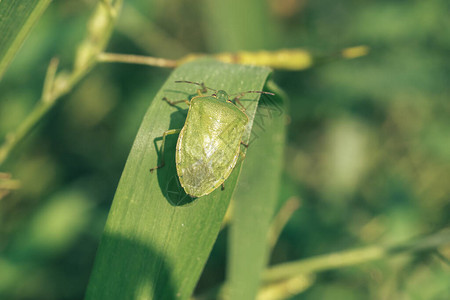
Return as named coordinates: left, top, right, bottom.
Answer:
left=263, top=228, right=450, bottom=283
left=0, top=0, right=123, bottom=167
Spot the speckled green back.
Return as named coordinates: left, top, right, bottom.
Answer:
left=176, top=96, right=248, bottom=197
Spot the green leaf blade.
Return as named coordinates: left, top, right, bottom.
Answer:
left=85, top=59, right=272, bottom=300
left=0, top=0, right=52, bottom=79
left=227, top=82, right=288, bottom=300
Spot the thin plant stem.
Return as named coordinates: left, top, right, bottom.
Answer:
left=0, top=0, right=123, bottom=167
left=0, top=101, right=51, bottom=165
left=194, top=229, right=450, bottom=300
left=263, top=228, right=450, bottom=283
left=97, top=52, right=178, bottom=68
left=267, top=197, right=301, bottom=250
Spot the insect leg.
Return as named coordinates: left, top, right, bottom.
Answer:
left=191, top=84, right=207, bottom=96
left=175, top=80, right=212, bottom=94
left=150, top=129, right=181, bottom=172
left=232, top=96, right=246, bottom=110
left=232, top=91, right=275, bottom=110
left=237, top=143, right=248, bottom=163
left=235, top=150, right=247, bottom=166
left=197, top=82, right=208, bottom=95
left=162, top=97, right=190, bottom=106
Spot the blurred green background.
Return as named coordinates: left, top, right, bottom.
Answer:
left=1, top=0, right=449, bottom=299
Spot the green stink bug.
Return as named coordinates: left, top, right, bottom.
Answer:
left=150, top=81, right=274, bottom=198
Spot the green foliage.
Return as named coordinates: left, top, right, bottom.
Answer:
left=1, top=0, right=449, bottom=300
left=85, top=59, right=273, bottom=300
left=0, top=0, right=52, bottom=79
left=227, top=82, right=287, bottom=300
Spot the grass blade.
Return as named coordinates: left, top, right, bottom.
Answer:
left=85, top=59, right=272, bottom=300
left=227, top=82, right=287, bottom=300
left=0, top=0, right=52, bottom=79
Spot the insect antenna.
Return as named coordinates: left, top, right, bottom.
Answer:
left=232, top=90, right=275, bottom=97
left=174, top=80, right=218, bottom=93
left=231, top=90, right=275, bottom=110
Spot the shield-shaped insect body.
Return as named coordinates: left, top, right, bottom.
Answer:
left=176, top=94, right=248, bottom=197
left=150, top=81, right=274, bottom=198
